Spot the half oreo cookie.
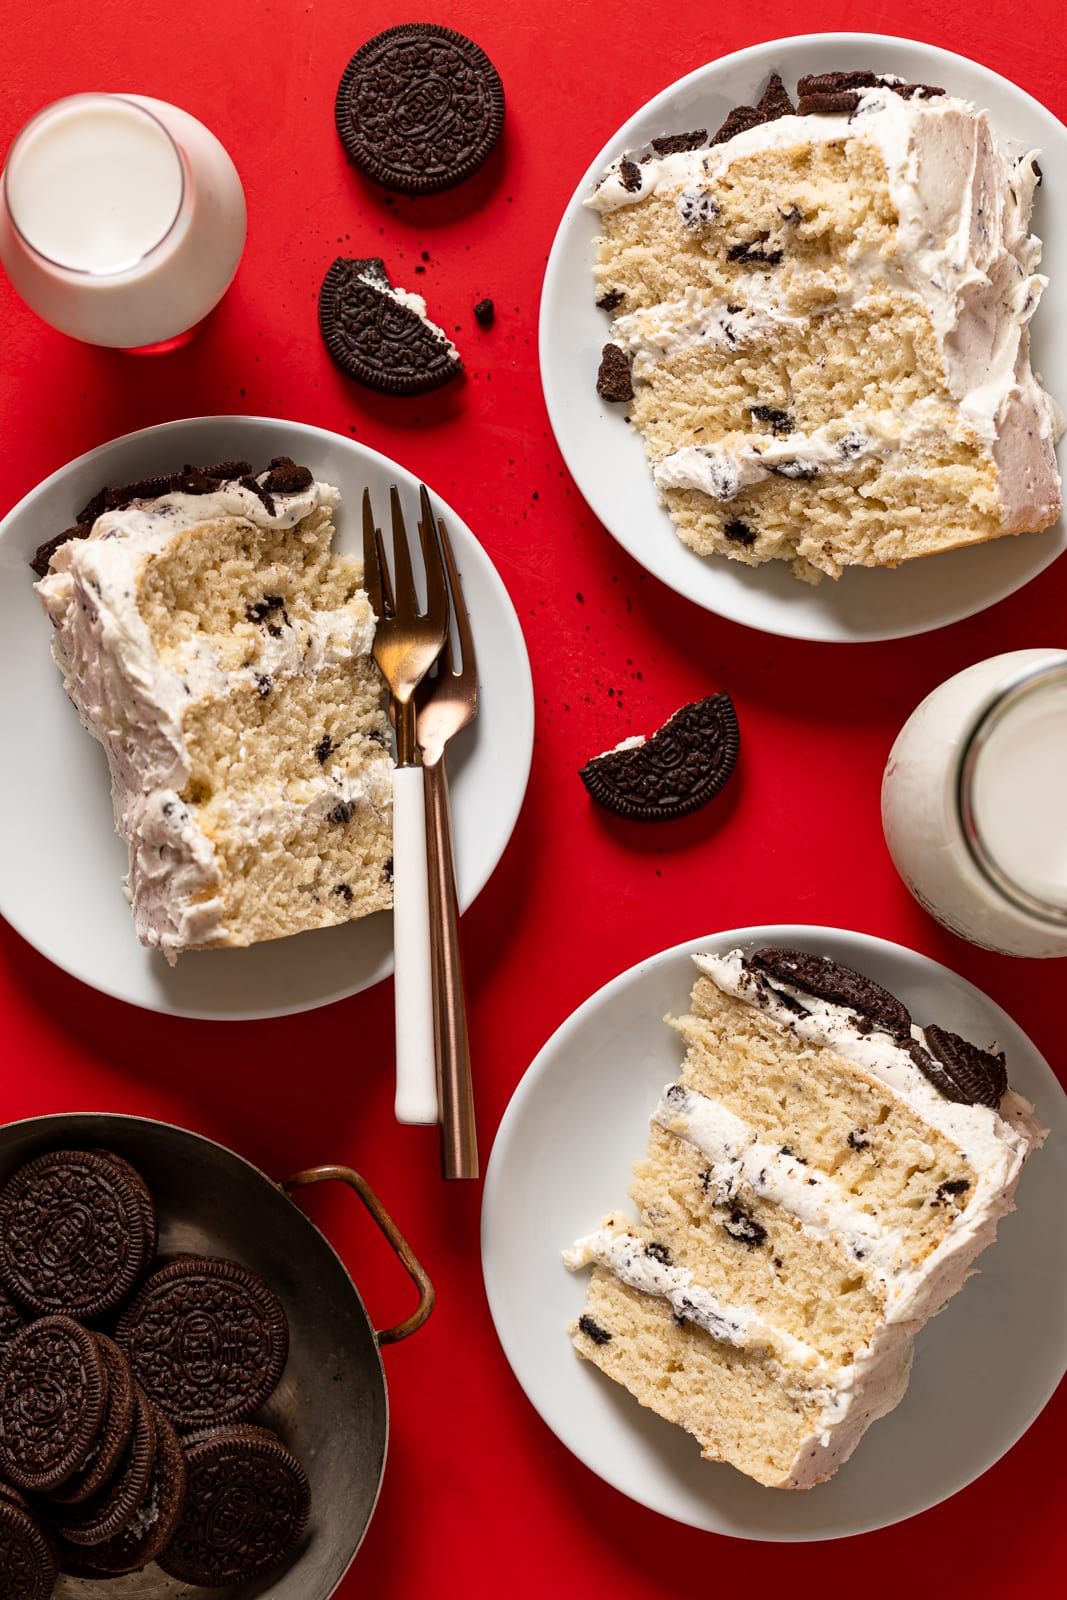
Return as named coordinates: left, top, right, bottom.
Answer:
left=319, top=256, right=463, bottom=395
left=335, top=23, right=505, bottom=194
left=579, top=693, right=740, bottom=822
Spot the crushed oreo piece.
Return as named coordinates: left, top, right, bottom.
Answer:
left=239, top=475, right=277, bottom=517
left=333, top=883, right=354, bottom=903
left=723, top=519, right=756, bottom=546
left=579, top=692, right=740, bottom=823
left=749, top=405, right=794, bottom=435
left=678, top=187, right=720, bottom=229
left=645, top=1242, right=672, bottom=1266
left=934, top=1178, right=972, bottom=1206
left=770, top=459, right=820, bottom=480
left=577, top=1314, right=612, bottom=1346
left=726, top=238, right=783, bottom=265
left=473, top=297, right=495, bottom=327
left=650, top=129, right=707, bottom=156
left=596, top=289, right=625, bottom=312
left=723, top=1209, right=767, bottom=1247
left=750, top=949, right=913, bottom=1040
left=847, top=1130, right=870, bottom=1151
left=757, top=70, right=795, bottom=120
left=618, top=157, right=642, bottom=192
left=920, top=1025, right=1008, bottom=1109
left=315, top=734, right=335, bottom=765
left=1032, top=157, right=1043, bottom=185
left=246, top=595, right=286, bottom=626
left=711, top=104, right=765, bottom=145
left=797, top=71, right=882, bottom=96
left=262, top=456, right=314, bottom=494
left=797, top=89, right=863, bottom=115
left=328, top=801, right=356, bottom=825
left=596, top=343, right=634, bottom=403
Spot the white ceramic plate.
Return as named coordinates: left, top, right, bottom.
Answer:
left=539, top=34, right=1067, bottom=642
left=0, top=416, right=534, bottom=1020
left=481, top=926, right=1067, bottom=1539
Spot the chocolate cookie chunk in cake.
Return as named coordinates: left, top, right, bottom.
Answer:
left=115, top=1255, right=289, bottom=1430
left=319, top=256, right=463, bottom=395
left=49, top=1384, right=157, bottom=1546
left=579, top=693, right=739, bottom=821
left=0, top=1148, right=150, bottom=1319
left=0, top=1317, right=107, bottom=1493
left=47, top=1335, right=137, bottom=1506
left=57, top=1405, right=187, bottom=1577
left=158, top=1424, right=310, bottom=1585
left=335, top=23, right=504, bottom=194
left=0, top=1495, right=59, bottom=1600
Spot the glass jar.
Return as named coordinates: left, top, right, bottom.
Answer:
left=881, top=649, right=1067, bottom=957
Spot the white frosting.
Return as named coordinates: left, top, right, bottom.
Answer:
left=589, top=86, right=1062, bottom=527
left=35, top=472, right=389, bottom=959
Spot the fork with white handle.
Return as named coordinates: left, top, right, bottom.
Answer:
left=362, top=485, right=448, bottom=1125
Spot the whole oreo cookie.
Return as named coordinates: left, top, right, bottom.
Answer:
left=49, top=1383, right=157, bottom=1546
left=89, top=1149, right=159, bottom=1264
left=750, top=949, right=913, bottom=1040
left=319, top=256, right=463, bottom=395
left=0, top=1496, right=59, bottom=1600
left=0, top=1316, right=107, bottom=1494
left=47, top=1334, right=136, bottom=1506
left=335, top=23, right=505, bottom=194
left=57, top=1405, right=187, bottom=1576
left=0, top=1147, right=150, bottom=1318
left=913, top=1025, right=1008, bottom=1109
left=158, top=1424, right=310, bottom=1585
left=115, top=1255, right=289, bottom=1430
left=579, top=694, right=740, bottom=822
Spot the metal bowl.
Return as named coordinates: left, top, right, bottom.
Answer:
left=0, top=1113, right=433, bottom=1599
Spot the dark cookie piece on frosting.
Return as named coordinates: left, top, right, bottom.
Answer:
left=0, top=1147, right=149, bottom=1319
left=650, top=129, right=708, bottom=155
left=319, top=255, right=463, bottom=395
left=596, top=343, right=634, bottom=403
left=757, top=70, right=796, bottom=120
left=711, top=103, right=765, bottom=145
left=915, top=1025, right=1008, bottom=1109
left=115, top=1254, right=289, bottom=1431
left=157, top=1424, right=311, bottom=1585
left=749, top=949, right=913, bottom=1041
left=0, top=1316, right=107, bottom=1494
left=335, top=23, right=504, bottom=195
left=0, top=1496, right=59, bottom=1600
left=579, top=693, right=740, bottom=822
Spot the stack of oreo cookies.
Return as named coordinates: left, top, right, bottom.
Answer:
left=0, top=1148, right=311, bottom=1594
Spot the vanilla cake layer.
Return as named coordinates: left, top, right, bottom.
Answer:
left=36, top=467, right=392, bottom=959
left=590, top=81, right=1063, bottom=581
left=566, top=948, right=1044, bottom=1487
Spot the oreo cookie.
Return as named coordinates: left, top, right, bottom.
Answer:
left=158, top=1424, right=310, bottom=1585
left=47, top=1334, right=136, bottom=1506
left=50, top=1384, right=157, bottom=1546
left=115, top=1254, right=289, bottom=1430
left=335, top=24, right=505, bottom=195
left=57, top=1405, right=187, bottom=1576
left=596, top=343, right=634, bottom=403
left=579, top=694, right=740, bottom=822
left=0, top=1316, right=107, bottom=1494
left=0, top=1496, right=59, bottom=1600
left=913, top=1025, right=1008, bottom=1109
left=319, top=256, right=463, bottom=395
left=750, top=949, right=913, bottom=1040
left=0, top=1148, right=150, bottom=1319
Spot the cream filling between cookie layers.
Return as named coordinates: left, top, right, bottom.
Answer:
left=587, top=86, right=1063, bottom=527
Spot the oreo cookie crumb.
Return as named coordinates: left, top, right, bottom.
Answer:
left=723, top=1209, right=768, bottom=1248
left=577, top=1315, right=612, bottom=1346
left=711, top=104, right=765, bottom=145
left=596, top=343, right=634, bottom=403
left=596, top=289, right=625, bottom=312
left=644, top=1242, right=672, bottom=1266
left=473, top=297, right=495, bottom=327
left=757, top=71, right=795, bottom=119
left=618, top=157, right=642, bottom=192
left=749, top=405, right=794, bottom=435
left=724, top=519, right=756, bottom=546
left=328, top=801, right=355, bottom=825
left=650, top=129, right=707, bottom=155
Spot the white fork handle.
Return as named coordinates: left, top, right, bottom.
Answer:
left=391, top=764, right=438, bottom=1124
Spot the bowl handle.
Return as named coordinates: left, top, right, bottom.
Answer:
left=283, top=1165, right=434, bottom=1345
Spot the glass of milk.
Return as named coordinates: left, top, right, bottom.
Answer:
left=0, top=93, right=246, bottom=350
left=882, top=648, right=1067, bottom=957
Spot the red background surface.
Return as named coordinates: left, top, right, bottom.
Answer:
left=1, top=2, right=1064, bottom=1595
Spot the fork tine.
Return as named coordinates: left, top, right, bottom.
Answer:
left=389, top=484, right=419, bottom=617
left=437, top=511, right=477, bottom=685
left=362, top=488, right=383, bottom=614
left=418, top=484, right=450, bottom=634
left=375, top=527, right=395, bottom=618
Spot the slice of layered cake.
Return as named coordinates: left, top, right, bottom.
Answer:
left=34, top=459, right=392, bottom=960
left=564, top=947, right=1044, bottom=1487
left=590, top=71, right=1063, bottom=581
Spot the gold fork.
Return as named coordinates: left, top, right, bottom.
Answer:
left=415, top=498, right=480, bottom=1180
left=363, top=484, right=449, bottom=1125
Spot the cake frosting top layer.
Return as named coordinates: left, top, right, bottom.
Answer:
left=588, top=81, right=1062, bottom=525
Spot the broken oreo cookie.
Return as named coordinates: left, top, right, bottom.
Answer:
left=913, top=1024, right=1008, bottom=1109
left=319, top=256, right=463, bottom=395
left=750, top=949, right=913, bottom=1040
left=596, top=342, right=634, bottom=403
left=335, top=23, right=504, bottom=195
left=579, top=693, right=740, bottom=822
